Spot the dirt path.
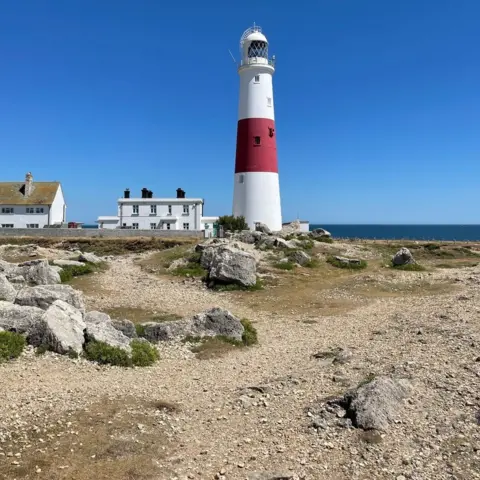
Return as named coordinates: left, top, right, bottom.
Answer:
left=1, top=255, right=480, bottom=479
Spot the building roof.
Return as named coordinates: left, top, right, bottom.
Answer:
left=0, top=182, right=60, bottom=206
left=96, top=216, right=119, bottom=222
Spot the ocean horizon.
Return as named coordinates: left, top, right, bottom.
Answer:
left=310, top=224, right=480, bottom=241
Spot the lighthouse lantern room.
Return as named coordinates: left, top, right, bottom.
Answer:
left=232, top=25, right=282, bottom=231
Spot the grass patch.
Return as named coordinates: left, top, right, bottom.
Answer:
left=241, top=318, right=258, bottom=346
left=59, top=262, right=101, bottom=283
left=274, top=261, right=295, bottom=271
left=327, top=256, right=368, bottom=270
left=212, top=278, right=264, bottom=291
left=135, top=324, right=146, bottom=338
left=172, top=263, right=206, bottom=277
left=304, top=258, right=320, bottom=268
left=131, top=340, right=159, bottom=367
left=392, top=263, right=426, bottom=271
left=314, top=236, right=334, bottom=244
left=436, top=262, right=479, bottom=269
left=0, top=331, right=26, bottom=362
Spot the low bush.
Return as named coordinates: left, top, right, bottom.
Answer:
left=304, top=258, right=320, bottom=268
left=217, top=215, right=248, bottom=232
left=131, top=340, right=159, bottom=367
left=240, top=318, right=258, bottom=346
left=327, top=256, right=367, bottom=269
left=0, top=331, right=26, bottom=362
left=84, top=341, right=132, bottom=367
left=313, top=236, right=334, bottom=244
left=297, top=239, right=315, bottom=250
left=59, top=263, right=95, bottom=283
left=135, top=324, right=146, bottom=337
left=392, top=263, right=426, bottom=271
left=172, top=263, right=206, bottom=278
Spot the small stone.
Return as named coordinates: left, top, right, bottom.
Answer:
left=237, top=462, right=245, bottom=468
left=396, top=476, right=406, bottom=480
left=36, top=467, right=42, bottom=473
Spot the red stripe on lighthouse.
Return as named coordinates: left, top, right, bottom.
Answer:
left=235, top=118, right=278, bottom=173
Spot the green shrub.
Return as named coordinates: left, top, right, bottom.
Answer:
left=304, top=258, right=320, bottom=268
left=313, top=236, right=334, bottom=244
left=135, top=323, right=146, bottom=337
left=172, top=262, right=206, bottom=277
left=0, top=331, right=26, bottom=362
left=240, top=318, right=258, bottom=346
left=217, top=215, right=248, bottom=232
left=327, top=256, right=367, bottom=269
left=35, top=344, right=49, bottom=355
left=68, top=348, right=79, bottom=359
left=297, top=239, right=315, bottom=250
left=424, top=243, right=440, bottom=251
left=60, top=263, right=95, bottom=283
left=274, top=261, right=295, bottom=271
left=392, top=263, right=426, bottom=271
left=131, top=340, right=159, bottom=367
left=84, top=341, right=132, bottom=367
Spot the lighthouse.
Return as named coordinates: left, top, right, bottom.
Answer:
left=232, top=25, right=282, bottom=231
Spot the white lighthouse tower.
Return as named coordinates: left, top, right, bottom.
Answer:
left=232, top=25, right=282, bottom=231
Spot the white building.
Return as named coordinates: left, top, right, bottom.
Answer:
left=97, top=188, right=217, bottom=231
left=0, top=172, right=66, bottom=229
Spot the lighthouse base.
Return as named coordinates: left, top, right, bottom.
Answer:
left=233, top=172, right=282, bottom=231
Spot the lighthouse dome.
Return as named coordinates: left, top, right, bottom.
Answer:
left=240, top=26, right=269, bottom=61
left=244, top=31, right=268, bottom=43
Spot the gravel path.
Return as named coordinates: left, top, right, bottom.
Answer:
left=1, top=254, right=480, bottom=479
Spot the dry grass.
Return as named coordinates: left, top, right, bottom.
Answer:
left=0, top=397, right=178, bottom=480
left=101, top=306, right=182, bottom=324
left=136, top=245, right=194, bottom=274
left=189, top=337, right=239, bottom=360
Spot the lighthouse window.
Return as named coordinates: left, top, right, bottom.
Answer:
left=248, top=41, right=268, bottom=59
left=239, top=175, right=244, bottom=184
left=267, top=97, right=272, bottom=106
left=254, top=75, right=260, bottom=83
left=254, top=136, right=261, bottom=145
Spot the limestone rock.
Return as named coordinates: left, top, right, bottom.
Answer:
left=78, top=252, right=103, bottom=265
left=208, top=246, right=257, bottom=287
left=255, top=222, right=272, bottom=235
left=235, top=230, right=257, bottom=245
left=41, top=300, right=86, bottom=354
left=15, top=284, right=85, bottom=311
left=52, top=259, right=85, bottom=267
left=141, top=307, right=244, bottom=343
left=0, top=274, right=17, bottom=302
left=0, top=301, right=45, bottom=346
left=289, top=250, right=312, bottom=266
left=334, top=256, right=362, bottom=266
left=392, top=248, right=416, bottom=266
left=17, top=260, right=61, bottom=286
left=311, top=228, right=332, bottom=238
left=84, top=311, right=132, bottom=352
left=111, top=319, right=138, bottom=338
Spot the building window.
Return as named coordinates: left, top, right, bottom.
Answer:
left=1, top=207, right=14, bottom=214
left=1, top=224, right=14, bottom=228
left=132, top=223, right=139, bottom=230
left=254, top=136, right=261, bottom=145
left=166, top=223, right=171, bottom=230
left=267, top=97, right=272, bottom=107
left=150, top=223, right=157, bottom=230
left=239, top=174, right=244, bottom=184
left=122, top=223, right=127, bottom=227
left=168, top=205, right=172, bottom=215
left=150, top=205, right=157, bottom=215
left=26, top=224, right=39, bottom=228
left=26, top=207, right=35, bottom=214
left=254, top=75, right=260, bottom=83
left=183, top=223, right=189, bottom=230
left=183, top=205, right=189, bottom=214
left=132, top=205, right=139, bottom=215
left=35, top=207, right=44, bottom=214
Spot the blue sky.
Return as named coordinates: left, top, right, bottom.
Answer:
left=1, top=0, right=479, bottom=224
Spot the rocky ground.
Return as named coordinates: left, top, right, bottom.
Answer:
left=1, top=236, right=480, bottom=480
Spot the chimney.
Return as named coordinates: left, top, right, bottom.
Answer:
left=176, top=188, right=185, bottom=199
left=141, top=188, right=148, bottom=199
left=148, top=190, right=153, bottom=198
left=124, top=188, right=130, bottom=199
left=25, top=172, right=33, bottom=197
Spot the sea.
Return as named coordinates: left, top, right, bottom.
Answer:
left=310, top=225, right=480, bottom=241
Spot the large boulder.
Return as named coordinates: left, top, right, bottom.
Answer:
left=41, top=300, right=86, bottom=355
left=392, top=248, right=415, bottom=266
left=289, top=250, right=312, bottom=266
left=17, top=260, right=61, bottom=285
left=15, top=284, right=85, bottom=311
left=334, top=256, right=362, bottom=266
left=255, top=222, right=272, bottom=235
left=0, top=274, right=17, bottom=302
left=235, top=230, right=257, bottom=245
left=141, top=307, right=244, bottom=343
left=52, top=259, right=85, bottom=267
left=0, top=301, right=45, bottom=345
left=84, top=311, right=132, bottom=352
left=311, top=228, right=331, bottom=238
left=78, top=252, right=103, bottom=265
left=208, top=246, right=257, bottom=287
left=111, top=319, right=138, bottom=338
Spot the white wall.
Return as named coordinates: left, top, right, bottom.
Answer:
left=238, top=66, right=275, bottom=121
left=50, top=185, right=66, bottom=224
left=0, top=205, right=49, bottom=229
left=118, top=200, right=203, bottom=230
left=98, top=219, right=119, bottom=230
